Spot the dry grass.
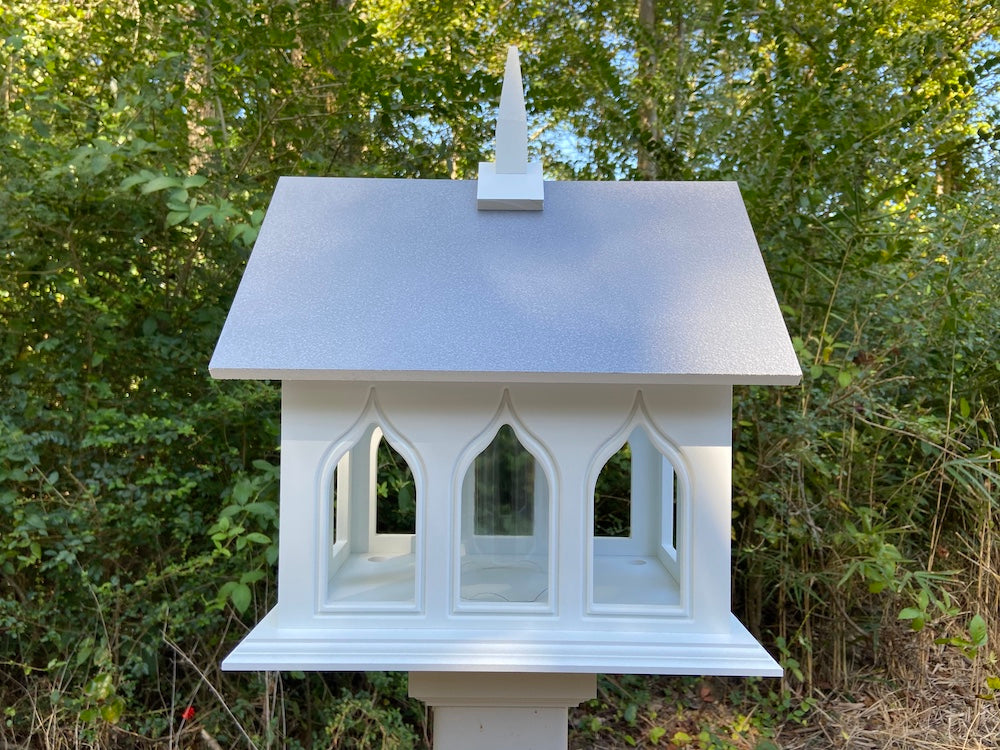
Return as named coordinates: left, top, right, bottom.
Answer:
left=569, top=636, right=998, bottom=750
left=781, top=644, right=999, bottom=750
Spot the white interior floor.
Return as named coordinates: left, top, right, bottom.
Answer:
left=593, top=554, right=680, bottom=606
left=327, top=552, right=416, bottom=604
left=460, top=553, right=549, bottom=604
left=325, top=552, right=678, bottom=608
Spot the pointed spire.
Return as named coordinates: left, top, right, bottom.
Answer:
left=495, top=46, right=528, bottom=174
left=477, top=45, right=544, bottom=211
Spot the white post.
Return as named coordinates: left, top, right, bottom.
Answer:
left=409, top=672, right=596, bottom=750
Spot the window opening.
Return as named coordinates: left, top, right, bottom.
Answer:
left=376, top=436, right=416, bottom=534
left=329, top=464, right=339, bottom=545
left=661, top=454, right=678, bottom=557
left=324, top=424, right=418, bottom=609
left=594, top=442, right=631, bottom=538
left=459, top=423, right=550, bottom=608
left=591, top=426, right=682, bottom=610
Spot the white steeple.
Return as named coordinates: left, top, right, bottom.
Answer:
left=477, top=46, right=544, bottom=210
left=495, top=46, right=528, bottom=174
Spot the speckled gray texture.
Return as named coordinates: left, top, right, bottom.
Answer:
left=209, top=177, right=801, bottom=384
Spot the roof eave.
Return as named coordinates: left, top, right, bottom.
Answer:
left=208, top=367, right=803, bottom=386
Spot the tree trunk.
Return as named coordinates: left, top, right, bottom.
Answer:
left=636, top=0, right=659, bottom=179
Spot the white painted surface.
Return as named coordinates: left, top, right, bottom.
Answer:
left=592, top=555, right=680, bottom=607
left=476, top=160, right=545, bottom=210
left=494, top=46, right=529, bottom=175
left=326, top=552, right=415, bottom=604
left=409, top=672, right=596, bottom=750
left=477, top=46, right=545, bottom=210
left=222, top=609, right=781, bottom=675
left=220, top=380, right=781, bottom=677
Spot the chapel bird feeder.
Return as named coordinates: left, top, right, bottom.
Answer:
left=209, top=46, right=801, bottom=747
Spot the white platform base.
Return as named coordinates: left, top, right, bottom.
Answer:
left=476, top=161, right=544, bottom=210
left=221, top=609, right=782, bottom=676
left=409, top=672, right=595, bottom=750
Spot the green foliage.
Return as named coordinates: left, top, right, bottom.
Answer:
left=208, top=459, right=279, bottom=613
left=571, top=675, right=816, bottom=748
left=322, top=688, right=421, bottom=749
left=935, top=613, right=989, bottom=660
left=376, top=438, right=417, bottom=535
left=2, top=0, right=998, bottom=745
left=595, top=443, right=633, bottom=537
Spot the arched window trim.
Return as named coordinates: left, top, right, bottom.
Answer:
left=585, top=391, right=693, bottom=617
left=451, top=389, right=558, bottom=614
left=314, top=388, right=425, bottom=613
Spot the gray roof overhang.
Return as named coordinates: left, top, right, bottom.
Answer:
left=209, top=177, right=801, bottom=385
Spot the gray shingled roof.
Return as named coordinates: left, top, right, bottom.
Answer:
left=209, top=177, right=801, bottom=385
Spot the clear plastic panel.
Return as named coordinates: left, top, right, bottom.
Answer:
left=459, top=425, right=549, bottom=607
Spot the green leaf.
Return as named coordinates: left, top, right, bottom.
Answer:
left=230, top=582, right=252, bottom=613
left=85, top=674, right=114, bottom=701
left=31, top=118, right=51, bottom=137
left=166, top=210, right=188, bottom=227
left=140, top=175, right=183, bottom=194
left=90, top=154, right=112, bottom=175
left=120, top=171, right=154, bottom=190
left=232, top=478, right=253, bottom=504
left=75, top=639, right=94, bottom=667
left=969, top=614, right=988, bottom=648
left=100, top=696, right=125, bottom=724
left=243, top=502, right=276, bottom=518
left=188, top=204, right=216, bottom=223
left=959, top=397, right=971, bottom=418
left=837, top=369, right=853, bottom=388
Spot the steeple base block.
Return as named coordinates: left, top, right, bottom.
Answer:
left=477, top=161, right=544, bottom=211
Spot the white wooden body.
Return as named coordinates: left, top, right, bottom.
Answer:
left=221, top=380, right=781, bottom=676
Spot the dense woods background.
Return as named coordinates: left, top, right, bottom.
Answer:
left=2, top=0, right=998, bottom=747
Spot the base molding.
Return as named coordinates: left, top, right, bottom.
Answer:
left=221, top=609, right=782, bottom=676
